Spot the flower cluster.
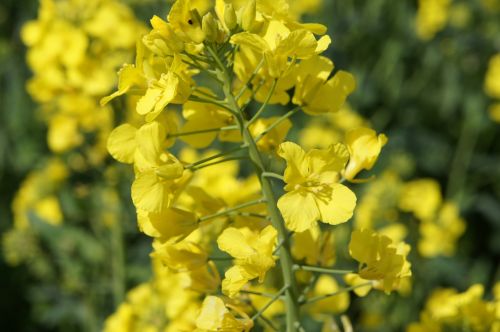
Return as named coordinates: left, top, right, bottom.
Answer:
left=102, top=0, right=411, bottom=330
left=355, top=171, right=466, bottom=258
left=407, top=283, right=500, bottom=332
left=22, top=0, right=144, bottom=159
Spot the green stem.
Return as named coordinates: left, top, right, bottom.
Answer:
left=255, top=106, right=300, bottom=142
left=185, top=144, right=247, bottom=169
left=229, top=211, right=268, bottom=219
left=187, top=96, right=234, bottom=113
left=304, top=282, right=373, bottom=305
left=168, top=125, right=238, bottom=138
left=251, top=285, right=289, bottom=321
left=445, top=96, right=482, bottom=201
left=190, top=156, right=249, bottom=171
left=247, top=79, right=277, bottom=127
left=198, top=198, right=266, bottom=222
left=111, top=218, right=125, bottom=307
left=210, top=44, right=301, bottom=332
left=235, top=57, right=265, bottom=101
left=293, top=265, right=353, bottom=275
left=248, top=302, right=279, bottom=332
left=297, top=273, right=320, bottom=304
left=241, top=289, right=280, bottom=298
left=262, top=172, right=284, bottom=181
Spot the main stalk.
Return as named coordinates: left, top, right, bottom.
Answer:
left=207, top=45, right=300, bottom=331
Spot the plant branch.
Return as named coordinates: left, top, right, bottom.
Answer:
left=168, top=125, right=238, bottom=138
left=255, top=106, right=301, bottom=142
left=247, top=79, right=277, bottom=127
left=303, top=282, right=373, bottom=305
left=198, top=198, right=266, bottom=223
left=185, top=144, right=247, bottom=169
left=293, top=265, right=353, bottom=275
left=251, top=285, right=289, bottom=321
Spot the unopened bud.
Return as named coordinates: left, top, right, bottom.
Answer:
left=241, top=0, right=256, bottom=31
left=202, top=12, right=218, bottom=42
left=224, top=4, right=237, bottom=30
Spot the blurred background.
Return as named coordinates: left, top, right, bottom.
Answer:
left=0, top=0, right=499, bottom=331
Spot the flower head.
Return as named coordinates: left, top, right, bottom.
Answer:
left=277, top=141, right=356, bottom=232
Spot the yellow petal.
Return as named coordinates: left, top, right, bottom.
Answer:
left=230, top=32, right=269, bottom=52
left=217, top=227, right=254, bottom=259
left=131, top=170, right=172, bottom=212
left=277, top=191, right=319, bottom=232
left=316, top=183, right=356, bottom=225
left=107, top=124, right=137, bottom=164
left=196, top=296, right=228, bottom=330
left=136, top=86, right=162, bottom=115
left=135, top=121, right=166, bottom=165
left=277, top=141, right=308, bottom=186
left=222, top=266, right=250, bottom=298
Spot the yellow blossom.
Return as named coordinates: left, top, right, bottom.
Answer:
left=292, top=56, right=356, bottom=115
left=137, top=207, right=198, bottom=243
left=349, top=229, right=412, bottom=293
left=485, top=54, right=500, bottom=99
left=152, top=239, right=208, bottom=271
left=416, top=0, right=452, bottom=40
left=217, top=226, right=277, bottom=297
left=277, top=141, right=356, bottom=232
left=344, top=127, right=388, bottom=181
left=196, top=296, right=253, bottom=332
left=398, top=179, right=442, bottom=220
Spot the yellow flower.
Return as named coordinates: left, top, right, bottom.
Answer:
left=137, top=207, right=198, bottom=243
left=344, top=127, right=387, bottom=181
left=136, top=54, right=192, bottom=121
left=180, top=261, right=221, bottom=293
left=488, top=103, right=500, bottom=123
left=398, top=179, right=442, bottom=220
left=107, top=121, right=187, bottom=212
left=152, top=239, right=208, bottom=271
left=418, top=202, right=466, bottom=257
left=47, top=115, right=83, bottom=153
left=292, top=55, right=356, bottom=115
left=349, top=229, right=412, bottom=293
left=196, top=296, right=253, bottom=332
left=408, top=284, right=499, bottom=332
left=217, top=226, right=277, bottom=297
left=100, top=63, right=147, bottom=106
left=485, top=54, right=500, bottom=99
left=230, top=20, right=330, bottom=78
left=277, top=141, right=356, bottom=232
left=416, top=0, right=452, bottom=40
left=33, top=196, right=63, bottom=226
left=167, top=0, right=207, bottom=44
left=142, top=15, right=185, bottom=56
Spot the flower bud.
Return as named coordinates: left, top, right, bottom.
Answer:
left=224, top=4, right=237, bottom=30
left=202, top=12, right=218, bottom=42
left=241, top=0, right=256, bottom=31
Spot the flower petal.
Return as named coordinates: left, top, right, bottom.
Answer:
left=277, top=191, right=319, bottom=232
left=316, top=183, right=356, bottom=225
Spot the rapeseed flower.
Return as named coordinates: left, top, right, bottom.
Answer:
left=277, top=141, right=356, bottom=232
